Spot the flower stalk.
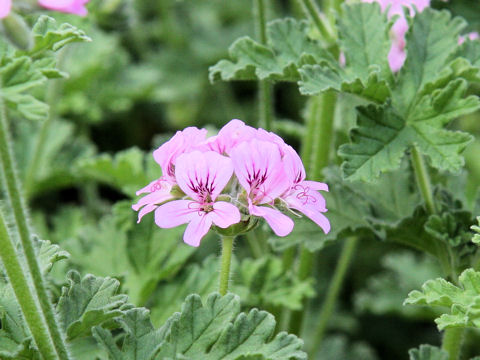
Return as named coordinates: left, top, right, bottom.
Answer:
left=442, top=327, right=464, bottom=360
left=219, top=236, right=235, bottom=296
left=0, top=97, right=71, bottom=359
left=0, top=211, right=57, bottom=360
left=254, top=0, right=273, bottom=131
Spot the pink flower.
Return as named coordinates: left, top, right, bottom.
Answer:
left=231, top=139, right=294, bottom=236
left=362, top=0, right=430, bottom=72
left=0, top=0, right=11, bottom=18
left=281, top=146, right=330, bottom=234
left=154, top=151, right=241, bottom=247
left=153, top=127, right=207, bottom=182
left=132, top=177, right=174, bottom=223
left=201, top=119, right=257, bottom=155
left=38, top=0, right=90, bottom=16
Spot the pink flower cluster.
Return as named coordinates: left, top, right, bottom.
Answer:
left=362, top=0, right=430, bottom=72
left=133, top=120, right=331, bottom=247
left=0, top=0, right=89, bottom=18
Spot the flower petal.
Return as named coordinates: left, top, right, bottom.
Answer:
left=249, top=204, right=294, bottom=237
left=0, top=0, right=11, bottom=18
left=298, top=207, right=331, bottom=234
left=210, top=201, right=241, bottom=228
left=154, top=200, right=197, bottom=228
left=175, top=150, right=233, bottom=201
left=302, top=180, right=329, bottom=192
left=183, top=213, right=213, bottom=247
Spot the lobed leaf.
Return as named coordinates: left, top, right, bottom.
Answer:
left=57, top=270, right=130, bottom=340
left=405, top=268, right=480, bottom=330
left=209, top=18, right=333, bottom=83
left=472, top=217, right=480, bottom=244
left=408, top=345, right=448, bottom=360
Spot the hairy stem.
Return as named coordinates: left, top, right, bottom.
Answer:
left=411, top=146, right=436, bottom=214
left=297, top=0, right=334, bottom=43
left=311, top=237, right=358, bottom=353
left=0, top=98, right=71, bottom=359
left=442, top=328, right=464, bottom=360
left=219, top=236, right=235, bottom=296
left=254, top=0, right=273, bottom=131
left=0, top=211, right=58, bottom=359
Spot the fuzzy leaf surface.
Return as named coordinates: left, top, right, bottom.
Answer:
left=57, top=270, right=130, bottom=340
left=405, top=268, right=480, bottom=329
left=408, top=345, right=448, bottom=360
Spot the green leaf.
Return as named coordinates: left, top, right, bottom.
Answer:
left=404, top=268, right=480, bottom=330
left=26, top=16, right=91, bottom=57
left=95, top=293, right=306, bottom=360
left=314, top=335, right=378, bottom=360
left=298, top=3, right=392, bottom=102
left=338, top=9, right=480, bottom=182
left=408, top=345, right=448, bottom=360
left=393, top=9, right=466, bottom=114
left=235, top=256, right=315, bottom=311
left=57, top=270, right=130, bottom=341
left=74, top=147, right=162, bottom=197
left=93, top=307, right=169, bottom=360
left=472, top=217, right=480, bottom=244
left=209, top=18, right=332, bottom=83
left=34, top=237, right=69, bottom=275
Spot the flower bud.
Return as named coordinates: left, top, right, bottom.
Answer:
left=213, top=215, right=259, bottom=237
left=0, top=12, right=33, bottom=50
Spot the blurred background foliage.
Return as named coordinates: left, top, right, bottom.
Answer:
left=11, top=0, right=480, bottom=359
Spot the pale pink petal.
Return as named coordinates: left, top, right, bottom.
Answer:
left=154, top=200, right=197, bottom=228
left=183, top=213, right=213, bottom=247
left=175, top=151, right=233, bottom=201
left=135, top=177, right=171, bottom=196
left=132, top=190, right=173, bottom=212
left=38, top=0, right=90, bottom=16
left=210, top=201, right=241, bottom=228
left=299, top=207, right=331, bottom=234
left=249, top=204, right=294, bottom=237
left=153, top=127, right=207, bottom=178
left=459, top=32, right=479, bottom=45
left=388, top=41, right=406, bottom=72
left=0, top=0, right=11, bottom=18
left=230, top=139, right=283, bottom=194
left=136, top=204, right=157, bottom=223
left=283, top=145, right=306, bottom=184
left=206, top=119, right=257, bottom=155
left=302, top=180, right=329, bottom=192
left=285, top=186, right=327, bottom=212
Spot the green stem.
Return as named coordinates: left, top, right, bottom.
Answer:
left=0, top=98, right=71, bottom=359
left=297, top=0, right=334, bottom=43
left=310, top=237, right=358, bottom=354
left=442, top=328, right=464, bottom=360
left=254, top=0, right=273, bottom=131
left=0, top=211, right=58, bottom=359
left=219, top=236, right=235, bottom=296
left=411, top=146, right=436, bottom=215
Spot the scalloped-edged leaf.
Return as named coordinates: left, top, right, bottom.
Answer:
left=454, top=39, right=480, bottom=68
left=393, top=9, right=467, bottom=115
left=34, top=237, right=69, bottom=275
left=408, top=345, right=448, bottom=360
left=26, top=16, right=91, bottom=57
left=209, top=18, right=333, bottom=83
left=299, top=65, right=390, bottom=103
left=94, top=293, right=306, bottom=360
left=57, top=270, right=130, bottom=341
left=298, top=2, right=392, bottom=102
left=472, top=217, right=480, bottom=244
left=74, top=147, right=162, bottom=197
left=93, top=307, right=170, bottom=360
left=404, top=268, right=480, bottom=330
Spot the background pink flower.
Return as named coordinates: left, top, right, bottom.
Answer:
left=0, top=0, right=11, bottom=18
left=38, top=0, right=90, bottom=16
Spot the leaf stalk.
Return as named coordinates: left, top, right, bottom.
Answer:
left=0, top=97, right=71, bottom=359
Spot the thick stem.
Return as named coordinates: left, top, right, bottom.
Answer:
left=254, top=0, right=273, bottom=131
left=297, top=0, right=334, bottom=43
left=0, top=98, right=70, bottom=359
left=442, top=328, right=464, bottom=360
left=0, top=211, right=57, bottom=359
left=310, top=237, right=358, bottom=354
left=219, top=236, right=235, bottom=296
left=411, top=146, right=436, bottom=215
